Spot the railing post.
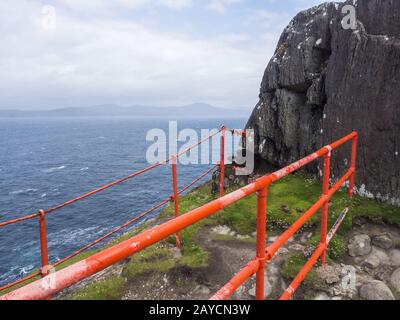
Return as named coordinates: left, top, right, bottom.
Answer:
left=171, top=156, right=181, bottom=249
left=320, top=150, right=331, bottom=265
left=38, top=209, right=49, bottom=276
left=349, top=135, right=358, bottom=199
left=255, top=186, right=268, bottom=300
left=219, top=127, right=225, bottom=197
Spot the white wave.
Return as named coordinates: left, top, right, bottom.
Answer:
left=19, top=265, right=34, bottom=276
left=41, top=193, right=47, bottom=198
left=9, top=188, right=38, bottom=195
left=43, top=165, right=66, bottom=173
left=80, top=167, right=89, bottom=171
left=47, top=226, right=108, bottom=247
left=1, top=264, right=35, bottom=285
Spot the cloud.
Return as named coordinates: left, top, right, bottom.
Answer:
left=0, top=0, right=268, bottom=109
left=206, top=0, right=243, bottom=13
left=1, top=0, right=330, bottom=109
left=52, top=0, right=192, bottom=13
left=159, top=0, right=192, bottom=10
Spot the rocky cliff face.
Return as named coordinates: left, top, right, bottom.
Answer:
left=246, top=0, right=400, bottom=205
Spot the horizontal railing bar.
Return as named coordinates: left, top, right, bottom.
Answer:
left=0, top=213, right=40, bottom=228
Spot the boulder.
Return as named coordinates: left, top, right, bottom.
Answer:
left=359, top=280, right=395, bottom=300
left=348, top=234, right=371, bottom=257
left=363, top=254, right=380, bottom=269
left=356, top=247, right=390, bottom=269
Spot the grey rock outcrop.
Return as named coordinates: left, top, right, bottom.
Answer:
left=246, top=0, right=400, bottom=204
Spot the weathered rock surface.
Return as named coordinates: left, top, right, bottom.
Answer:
left=359, top=280, right=395, bottom=300
left=389, top=249, right=400, bottom=267
left=372, top=233, right=393, bottom=250
left=246, top=0, right=400, bottom=205
left=348, top=234, right=371, bottom=257
left=362, top=247, right=390, bottom=269
left=390, top=268, right=400, bottom=294
left=313, top=292, right=331, bottom=300
left=315, top=264, right=341, bottom=285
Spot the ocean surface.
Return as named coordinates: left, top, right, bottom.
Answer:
left=0, top=117, right=246, bottom=286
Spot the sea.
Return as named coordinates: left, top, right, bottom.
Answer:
left=0, top=117, right=246, bottom=287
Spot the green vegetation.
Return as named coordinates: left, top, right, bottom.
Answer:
left=69, top=276, right=125, bottom=300
left=122, top=245, right=175, bottom=279
left=308, top=234, right=346, bottom=260
left=175, top=277, right=187, bottom=287
left=3, top=172, right=400, bottom=300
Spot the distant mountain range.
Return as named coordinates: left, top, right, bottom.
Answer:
left=0, top=103, right=250, bottom=118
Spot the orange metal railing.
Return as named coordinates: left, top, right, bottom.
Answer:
left=0, top=129, right=357, bottom=301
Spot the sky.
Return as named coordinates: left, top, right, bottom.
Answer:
left=0, top=0, right=329, bottom=110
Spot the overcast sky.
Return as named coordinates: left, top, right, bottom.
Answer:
left=0, top=0, right=328, bottom=110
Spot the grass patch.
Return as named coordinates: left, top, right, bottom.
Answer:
left=68, top=276, right=125, bottom=300
left=122, top=244, right=175, bottom=279
left=175, top=278, right=187, bottom=287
